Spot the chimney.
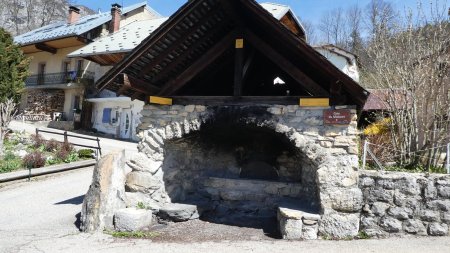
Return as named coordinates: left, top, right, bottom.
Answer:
left=68, top=6, right=81, bottom=25
left=110, top=3, right=122, bottom=33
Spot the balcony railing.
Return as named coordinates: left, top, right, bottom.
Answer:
left=25, top=71, right=95, bottom=87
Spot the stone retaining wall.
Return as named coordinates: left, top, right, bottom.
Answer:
left=359, top=170, right=450, bottom=237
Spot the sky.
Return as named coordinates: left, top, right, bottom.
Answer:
left=72, top=0, right=448, bottom=26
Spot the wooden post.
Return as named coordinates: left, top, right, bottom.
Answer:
left=234, top=37, right=244, bottom=97
left=64, top=131, right=68, bottom=144
left=97, top=137, right=102, bottom=157
left=35, top=128, right=39, bottom=136
left=362, top=140, right=368, bottom=170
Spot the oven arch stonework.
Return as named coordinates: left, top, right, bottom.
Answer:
left=125, top=104, right=363, bottom=238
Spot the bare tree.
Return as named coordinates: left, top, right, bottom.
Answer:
left=366, top=0, right=397, bottom=41
left=299, top=18, right=317, bottom=45
left=363, top=2, right=450, bottom=170
left=0, top=99, right=17, bottom=157
left=318, top=7, right=348, bottom=48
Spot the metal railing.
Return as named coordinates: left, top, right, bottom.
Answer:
left=25, top=71, right=95, bottom=86
left=36, top=128, right=102, bottom=158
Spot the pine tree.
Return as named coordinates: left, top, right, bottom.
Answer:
left=0, top=27, right=30, bottom=103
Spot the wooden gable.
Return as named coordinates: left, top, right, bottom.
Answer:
left=95, top=0, right=369, bottom=108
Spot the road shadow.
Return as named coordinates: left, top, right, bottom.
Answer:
left=54, top=195, right=85, bottom=205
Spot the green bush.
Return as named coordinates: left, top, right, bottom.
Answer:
left=78, top=149, right=94, bottom=158
left=0, top=153, right=22, bottom=173
left=64, top=152, right=79, bottom=163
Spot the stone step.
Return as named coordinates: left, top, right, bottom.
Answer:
left=158, top=203, right=200, bottom=222
left=277, top=202, right=321, bottom=240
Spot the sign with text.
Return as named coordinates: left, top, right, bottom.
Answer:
left=323, top=109, right=352, bottom=125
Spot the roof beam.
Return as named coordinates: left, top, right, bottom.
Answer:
left=35, top=43, right=57, bottom=54
left=150, top=23, right=231, bottom=85
left=138, top=7, right=223, bottom=79
left=116, top=73, right=161, bottom=96
left=244, top=29, right=329, bottom=97
left=157, top=31, right=237, bottom=96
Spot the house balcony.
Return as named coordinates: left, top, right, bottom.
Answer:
left=25, top=71, right=95, bottom=89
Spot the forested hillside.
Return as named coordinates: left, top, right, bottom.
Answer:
left=0, top=0, right=94, bottom=36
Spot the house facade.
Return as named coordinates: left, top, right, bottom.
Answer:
left=14, top=2, right=161, bottom=128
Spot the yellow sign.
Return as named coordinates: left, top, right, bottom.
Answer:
left=299, top=98, right=330, bottom=107
left=235, top=39, right=244, bottom=49
left=149, top=96, right=173, bottom=105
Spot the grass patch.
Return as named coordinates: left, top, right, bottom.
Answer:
left=106, top=230, right=160, bottom=239
left=357, top=231, right=371, bottom=239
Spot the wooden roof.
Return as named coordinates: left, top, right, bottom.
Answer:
left=96, top=0, right=369, bottom=107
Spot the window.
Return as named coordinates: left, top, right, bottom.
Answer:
left=62, top=60, right=71, bottom=81
left=74, top=96, right=80, bottom=110
left=76, top=60, right=84, bottom=77
left=38, top=63, right=46, bottom=85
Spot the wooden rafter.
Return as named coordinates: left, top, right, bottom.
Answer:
left=157, top=31, right=237, bottom=96
left=115, top=73, right=161, bottom=97
left=138, top=7, right=223, bottom=78
left=35, top=43, right=57, bottom=54
left=244, top=29, right=329, bottom=96
left=149, top=22, right=232, bottom=85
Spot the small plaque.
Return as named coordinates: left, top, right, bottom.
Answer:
left=324, top=109, right=352, bottom=125
left=235, top=39, right=244, bottom=49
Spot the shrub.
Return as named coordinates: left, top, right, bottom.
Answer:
left=44, top=139, right=60, bottom=152
left=59, top=142, right=75, bottom=153
left=64, top=152, right=79, bottom=163
left=0, top=159, right=22, bottom=173
left=78, top=149, right=94, bottom=158
left=23, top=151, right=46, bottom=169
left=56, top=148, right=70, bottom=161
left=363, top=118, right=391, bottom=136
left=31, top=134, right=45, bottom=148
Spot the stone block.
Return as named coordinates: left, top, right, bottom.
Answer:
left=420, top=210, right=440, bottom=222
left=379, top=217, right=402, bottom=232
left=437, top=186, right=450, bottom=198
left=302, top=224, right=318, bottom=240
left=124, top=192, right=160, bottom=213
left=366, top=188, right=394, bottom=204
left=330, top=188, right=363, bottom=212
left=371, top=202, right=390, bottom=216
left=428, top=223, right=449, bottom=236
left=387, top=207, right=411, bottom=220
left=397, top=177, right=420, bottom=195
left=442, top=213, right=450, bottom=224
left=424, top=181, right=438, bottom=199
left=360, top=216, right=379, bottom=230
left=125, top=172, right=161, bottom=194
left=158, top=203, right=199, bottom=222
left=184, top=105, right=195, bottom=112
left=404, top=219, right=427, bottom=235
left=114, top=208, right=153, bottom=232
left=427, top=200, right=450, bottom=211
left=81, top=150, right=127, bottom=232
left=127, top=153, right=162, bottom=174
left=319, top=211, right=360, bottom=238
left=360, top=177, right=375, bottom=187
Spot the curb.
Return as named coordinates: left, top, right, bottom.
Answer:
left=0, top=159, right=97, bottom=183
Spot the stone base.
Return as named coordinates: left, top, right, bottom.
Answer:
left=158, top=203, right=200, bottom=222
left=114, top=208, right=153, bottom=232
left=277, top=205, right=320, bottom=240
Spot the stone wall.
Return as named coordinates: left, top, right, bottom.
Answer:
left=359, top=170, right=450, bottom=237
left=126, top=104, right=362, bottom=238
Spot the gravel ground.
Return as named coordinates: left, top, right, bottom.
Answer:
left=151, top=219, right=280, bottom=243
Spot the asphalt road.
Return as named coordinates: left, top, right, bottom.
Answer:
left=0, top=167, right=94, bottom=253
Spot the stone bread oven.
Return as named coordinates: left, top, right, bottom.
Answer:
left=124, top=104, right=362, bottom=238
left=90, top=0, right=369, bottom=239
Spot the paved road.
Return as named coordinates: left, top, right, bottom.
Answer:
left=9, top=121, right=138, bottom=158
left=0, top=167, right=94, bottom=253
